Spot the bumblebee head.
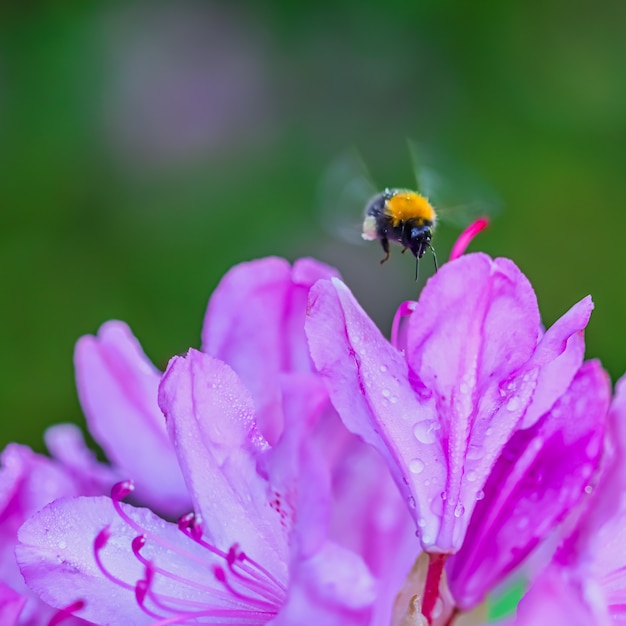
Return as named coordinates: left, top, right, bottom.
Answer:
left=406, top=223, right=432, bottom=258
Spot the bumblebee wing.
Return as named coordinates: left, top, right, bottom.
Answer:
left=408, top=140, right=502, bottom=227
left=316, top=149, right=379, bottom=245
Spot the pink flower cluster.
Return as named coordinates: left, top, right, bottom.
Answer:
left=2, top=227, right=624, bottom=625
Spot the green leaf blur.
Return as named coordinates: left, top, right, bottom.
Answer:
left=1, top=0, right=625, bottom=451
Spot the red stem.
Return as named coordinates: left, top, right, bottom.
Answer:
left=422, top=553, right=447, bottom=623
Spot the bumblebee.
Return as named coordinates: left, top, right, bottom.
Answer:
left=362, top=188, right=438, bottom=277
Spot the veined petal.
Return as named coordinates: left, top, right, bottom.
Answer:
left=447, top=360, right=610, bottom=609
left=75, top=321, right=190, bottom=517
left=519, top=296, right=593, bottom=429
left=306, top=277, right=445, bottom=551
left=201, top=257, right=339, bottom=444
left=158, top=349, right=289, bottom=581
left=404, top=254, right=541, bottom=551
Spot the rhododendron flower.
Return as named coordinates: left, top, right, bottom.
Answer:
left=13, top=257, right=396, bottom=624
left=305, top=250, right=608, bottom=621
left=514, top=373, right=626, bottom=626
left=17, top=349, right=375, bottom=625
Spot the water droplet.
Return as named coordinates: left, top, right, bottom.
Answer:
left=465, top=469, right=477, bottom=482
left=440, top=491, right=447, bottom=501
left=517, top=516, right=529, bottom=530
left=485, top=427, right=493, bottom=436
left=382, top=389, right=391, bottom=398
left=584, top=485, right=593, bottom=494
left=413, top=419, right=441, bottom=444
left=417, top=517, right=426, bottom=528
left=409, top=458, right=425, bottom=474
left=407, top=496, right=416, bottom=509
left=476, top=490, right=485, bottom=501
left=390, top=395, right=398, bottom=404
left=58, top=540, right=67, bottom=550
left=380, top=365, right=388, bottom=373
left=454, top=503, right=465, bottom=518
left=506, top=396, right=522, bottom=411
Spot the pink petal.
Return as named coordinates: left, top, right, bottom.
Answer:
left=270, top=542, right=376, bottom=626
left=17, top=496, right=237, bottom=626
left=201, top=257, right=339, bottom=444
left=404, top=254, right=541, bottom=550
left=158, top=349, right=289, bottom=580
left=447, top=360, right=610, bottom=609
left=515, top=568, right=608, bottom=626
left=0, top=582, right=26, bottom=626
left=306, top=277, right=445, bottom=551
left=44, top=423, right=118, bottom=493
left=263, top=372, right=333, bottom=559
left=75, top=321, right=191, bottom=517
left=519, top=296, right=593, bottom=429
left=0, top=443, right=105, bottom=624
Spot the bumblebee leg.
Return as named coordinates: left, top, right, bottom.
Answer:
left=401, top=246, right=408, bottom=254
left=415, top=256, right=420, bottom=282
left=379, top=238, right=390, bottom=264
left=431, top=246, right=438, bottom=272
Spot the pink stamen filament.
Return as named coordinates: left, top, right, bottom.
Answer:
left=422, top=553, right=448, bottom=623
left=179, top=526, right=287, bottom=600
left=132, top=537, right=279, bottom=610
left=47, top=600, right=86, bottom=626
left=449, top=217, right=489, bottom=261
left=95, top=481, right=286, bottom=623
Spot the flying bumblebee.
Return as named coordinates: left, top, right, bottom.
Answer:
left=361, top=188, right=438, bottom=274
left=317, top=142, right=500, bottom=280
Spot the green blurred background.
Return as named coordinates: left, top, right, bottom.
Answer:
left=2, top=0, right=625, bottom=452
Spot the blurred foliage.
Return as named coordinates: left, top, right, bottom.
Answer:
left=1, top=0, right=626, bottom=452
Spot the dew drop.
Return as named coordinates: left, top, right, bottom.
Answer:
left=407, top=496, right=416, bottom=509
left=380, top=365, right=388, bottom=373
left=409, top=459, right=425, bottom=474
left=584, top=485, right=593, bottom=494
left=440, top=491, right=447, bottom=501
left=506, top=396, right=522, bottom=411
left=454, top=503, right=465, bottom=518
left=390, top=395, right=398, bottom=404
left=382, top=389, right=391, bottom=398
left=465, top=470, right=477, bottom=482
left=517, top=516, right=529, bottom=530
left=417, top=517, right=426, bottom=528
left=476, top=490, right=485, bottom=501
left=58, top=540, right=67, bottom=550
left=413, top=419, right=441, bottom=444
